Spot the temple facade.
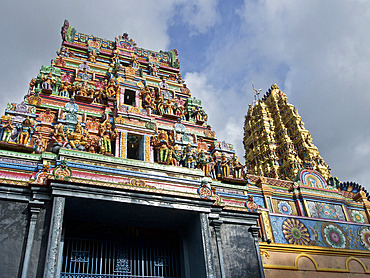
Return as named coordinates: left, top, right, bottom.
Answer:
left=0, top=20, right=370, bottom=278
left=0, top=21, right=263, bottom=278
left=244, top=84, right=370, bottom=277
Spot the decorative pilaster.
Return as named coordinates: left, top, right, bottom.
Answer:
left=43, top=197, right=65, bottom=278
left=21, top=200, right=43, bottom=278
left=211, top=219, right=226, bottom=278
left=120, top=131, right=127, bottom=159
left=249, top=226, right=265, bottom=278
left=200, top=213, right=216, bottom=278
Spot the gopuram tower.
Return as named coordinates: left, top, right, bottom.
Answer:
left=243, top=84, right=331, bottom=181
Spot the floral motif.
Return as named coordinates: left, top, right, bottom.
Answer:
left=358, top=227, right=370, bottom=250
left=321, top=223, right=347, bottom=249
left=278, top=201, right=292, bottom=215
left=197, top=181, right=212, bottom=199
left=351, top=210, right=365, bottom=223
left=282, top=218, right=310, bottom=245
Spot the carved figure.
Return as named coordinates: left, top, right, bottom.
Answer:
left=152, top=130, right=171, bottom=164
left=29, top=78, right=37, bottom=93
left=99, top=120, right=117, bottom=155
left=67, top=123, right=85, bottom=150
left=59, top=80, right=71, bottom=97
left=156, top=95, right=165, bottom=115
left=18, top=117, right=35, bottom=146
left=106, top=78, right=119, bottom=98
left=164, top=99, right=174, bottom=115
left=220, top=153, right=230, bottom=178
left=150, top=64, right=158, bottom=76
left=33, top=134, right=45, bottom=153
left=88, top=49, right=98, bottom=63
left=231, top=154, right=244, bottom=179
left=141, top=86, right=155, bottom=109
left=182, top=143, right=197, bottom=169
left=2, top=119, right=14, bottom=142
left=41, top=72, right=56, bottom=92
left=197, top=150, right=209, bottom=176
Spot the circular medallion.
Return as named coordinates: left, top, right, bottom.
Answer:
left=282, top=218, right=310, bottom=245
left=278, top=201, right=292, bottom=215
left=321, top=223, right=347, bottom=249
left=358, top=227, right=370, bottom=250
left=351, top=210, right=365, bottom=223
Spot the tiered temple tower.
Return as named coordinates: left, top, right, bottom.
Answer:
left=243, top=84, right=331, bottom=181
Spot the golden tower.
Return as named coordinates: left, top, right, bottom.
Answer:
left=243, top=84, right=331, bottom=181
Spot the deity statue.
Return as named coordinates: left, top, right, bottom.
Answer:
left=41, top=72, right=56, bottom=93
left=164, top=99, right=174, bottom=115
left=156, top=95, right=165, bottom=115
left=106, top=78, right=119, bottom=98
left=150, top=64, right=158, bottom=76
left=208, top=156, right=216, bottom=179
left=182, top=143, right=197, bottom=169
left=220, top=153, right=230, bottom=178
left=29, top=78, right=37, bottom=93
left=141, top=86, right=155, bottom=109
left=192, top=105, right=207, bottom=123
left=174, top=104, right=186, bottom=120
left=51, top=123, right=68, bottom=153
left=67, top=123, right=85, bottom=150
left=169, top=144, right=182, bottom=166
left=152, top=130, right=171, bottom=164
left=94, top=87, right=107, bottom=105
left=99, top=120, right=117, bottom=155
left=33, top=134, right=45, bottom=153
left=231, top=154, right=244, bottom=179
left=59, top=80, right=71, bottom=97
left=111, top=49, right=120, bottom=67
left=18, top=117, right=35, bottom=146
left=197, top=150, right=209, bottom=176
left=86, top=137, right=99, bottom=153
left=2, top=119, right=14, bottom=143
left=57, top=46, right=70, bottom=58
left=88, top=49, right=98, bottom=63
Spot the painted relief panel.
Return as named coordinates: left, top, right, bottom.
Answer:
left=273, top=199, right=297, bottom=216
left=270, top=214, right=370, bottom=251
left=307, top=201, right=346, bottom=221
left=349, top=209, right=368, bottom=224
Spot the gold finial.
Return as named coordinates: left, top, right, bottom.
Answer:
left=252, top=84, right=262, bottom=105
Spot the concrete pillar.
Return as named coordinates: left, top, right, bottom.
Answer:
left=43, top=196, right=65, bottom=278
left=21, top=200, right=43, bottom=278
left=211, top=219, right=226, bottom=278
left=200, top=213, right=216, bottom=278
left=249, top=226, right=265, bottom=278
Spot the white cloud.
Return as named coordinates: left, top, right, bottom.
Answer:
left=178, top=0, right=220, bottom=34
left=182, top=0, right=370, bottom=188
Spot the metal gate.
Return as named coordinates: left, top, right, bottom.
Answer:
left=60, top=235, right=181, bottom=278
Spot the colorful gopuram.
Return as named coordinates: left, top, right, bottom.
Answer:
left=0, top=21, right=263, bottom=278
left=244, top=84, right=331, bottom=181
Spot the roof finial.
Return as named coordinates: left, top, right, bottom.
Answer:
left=252, top=84, right=262, bottom=105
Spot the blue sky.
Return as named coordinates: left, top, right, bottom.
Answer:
left=0, top=0, right=370, bottom=189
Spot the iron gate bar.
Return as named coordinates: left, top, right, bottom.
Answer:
left=61, top=237, right=181, bottom=278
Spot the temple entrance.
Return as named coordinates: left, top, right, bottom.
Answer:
left=59, top=197, right=209, bottom=278
left=60, top=222, right=181, bottom=278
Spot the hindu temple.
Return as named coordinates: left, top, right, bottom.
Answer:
left=0, top=20, right=369, bottom=278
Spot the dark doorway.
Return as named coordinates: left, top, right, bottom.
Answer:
left=124, top=89, right=136, bottom=106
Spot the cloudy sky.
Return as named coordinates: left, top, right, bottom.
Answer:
left=1, top=0, right=369, bottom=188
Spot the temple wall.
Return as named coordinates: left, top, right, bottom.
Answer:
left=0, top=198, right=29, bottom=277
left=260, top=243, right=370, bottom=277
